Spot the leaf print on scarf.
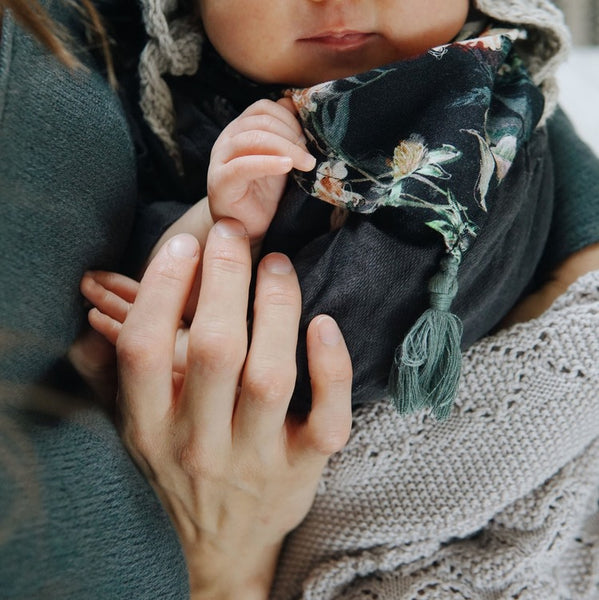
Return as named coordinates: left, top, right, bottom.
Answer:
left=380, top=136, right=476, bottom=257
left=462, top=128, right=496, bottom=211
left=424, top=190, right=479, bottom=258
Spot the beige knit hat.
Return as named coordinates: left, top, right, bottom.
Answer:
left=475, top=0, right=571, bottom=121
left=138, top=0, right=203, bottom=169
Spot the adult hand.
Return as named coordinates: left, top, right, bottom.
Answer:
left=116, top=221, right=353, bottom=600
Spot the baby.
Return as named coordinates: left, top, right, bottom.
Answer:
left=82, top=0, right=570, bottom=418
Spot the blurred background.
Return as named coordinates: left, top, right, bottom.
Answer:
left=553, top=0, right=599, bottom=155
left=554, top=0, right=599, bottom=45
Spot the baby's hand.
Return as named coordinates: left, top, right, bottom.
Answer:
left=208, top=98, right=315, bottom=250
left=79, top=270, right=188, bottom=375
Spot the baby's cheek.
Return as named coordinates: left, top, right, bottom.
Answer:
left=386, top=0, right=470, bottom=54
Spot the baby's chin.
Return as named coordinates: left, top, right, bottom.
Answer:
left=266, top=52, right=428, bottom=89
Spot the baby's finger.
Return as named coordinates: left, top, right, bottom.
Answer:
left=212, top=155, right=292, bottom=200
left=81, top=273, right=135, bottom=325
left=234, top=253, right=301, bottom=445
left=117, top=234, right=200, bottom=430
left=276, top=96, right=298, bottom=116
left=83, top=271, right=139, bottom=303
left=88, top=307, right=123, bottom=346
left=240, top=98, right=304, bottom=136
left=294, top=316, right=353, bottom=460
left=221, top=130, right=315, bottom=172
left=222, top=112, right=306, bottom=148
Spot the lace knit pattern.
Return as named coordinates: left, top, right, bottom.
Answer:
left=271, top=270, right=599, bottom=600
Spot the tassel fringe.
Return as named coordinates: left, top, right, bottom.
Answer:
left=389, top=256, right=463, bottom=420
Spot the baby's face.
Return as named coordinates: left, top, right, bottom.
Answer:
left=198, top=0, right=470, bottom=87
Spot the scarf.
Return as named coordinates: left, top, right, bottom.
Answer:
left=277, top=27, right=545, bottom=419
left=136, top=24, right=553, bottom=419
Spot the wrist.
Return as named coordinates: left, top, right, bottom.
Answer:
left=186, top=540, right=281, bottom=600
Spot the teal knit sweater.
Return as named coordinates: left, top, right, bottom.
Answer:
left=0, top=4, right=188, bottom=598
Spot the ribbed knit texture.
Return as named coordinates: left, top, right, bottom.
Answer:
left=271, top=270, right=599, bottom=600
left=0, top=4, right=189, bottom=598
left=0, top=5, right=134, bottom=382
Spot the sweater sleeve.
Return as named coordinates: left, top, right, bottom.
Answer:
left=542, top=106, right=599, bottom=270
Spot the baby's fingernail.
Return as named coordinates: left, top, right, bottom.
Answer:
left=316, top=316, right=342, bottom=346
left=214, top=219, right=247, bottom=238
left=168, top=234, right=199, bottom=257
left=303, top=154, right=317, bottom=171
left=264, top=253, right=293, bottom=274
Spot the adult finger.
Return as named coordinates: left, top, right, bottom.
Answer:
left=117, top=234, right=200, bottom=430
left=234, top=253, right=302, bottom=444
left=179, top=219, right=252, bottom=435
left=294, top=315, right=353, bottom=459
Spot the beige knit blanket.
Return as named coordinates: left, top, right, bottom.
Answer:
left=272, top=270, right=599, bottom=600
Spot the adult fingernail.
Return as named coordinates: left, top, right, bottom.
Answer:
left=317, top=315, right=342, bottom=346
left=168, top=234, right=199, bottom=258
left=214, top=219, right=247, bottom=238
left=264, top=253, right=293, bottom=274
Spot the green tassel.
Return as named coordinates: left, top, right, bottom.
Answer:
left=389, top=256, right=463, bottom=420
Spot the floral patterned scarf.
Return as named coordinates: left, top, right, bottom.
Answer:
left=279, top=26, right=545, bottom=419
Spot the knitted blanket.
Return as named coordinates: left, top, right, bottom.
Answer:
left=271, top=270, right=599, bottom=600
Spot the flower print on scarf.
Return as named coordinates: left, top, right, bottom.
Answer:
left=380, top=136, right=475, bottom=257
left=289, top=81, right=334, bottom=119
left=312, top=160, right=365, bottom=209
left=289, top=23, right=544, bottom=261
left=390, top=135, right=458, bottom=180
left=386, top=136, right=461, bottom=198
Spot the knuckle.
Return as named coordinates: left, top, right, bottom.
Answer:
left=260, top=283, right=298, bottom=308
left=243, top=129, right=268, bottom=149
left=243, top=365, right=295, bottom=407
left=116, top=331, right=164, bottom=373
left=308, top=423, right=351, bottom=456
left=323, top=362, right=353, bottom=388
left=187, top=326, right=246, bottom=373
left=154, top=256, right=189, bottom=284
left=208, top=246, right=250, bottom=276
left=255, top=113, right=279, bottom=133
left=176, top=437, right=216, bottom=479
left=120, top=420, right=156, bottom=463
